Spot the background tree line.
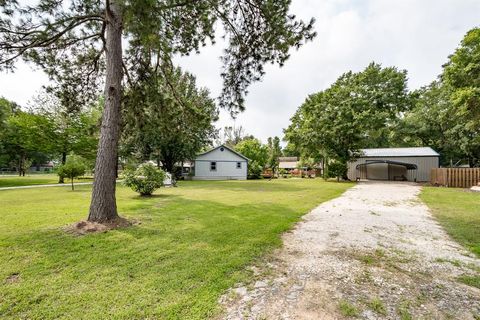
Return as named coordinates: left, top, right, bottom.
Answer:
left=284, top=27, right=480, bottom=178
left=0, top=94, right=100, bottom=177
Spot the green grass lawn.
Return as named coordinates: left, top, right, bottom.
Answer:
left=0, top=174, right=89, bottom=188
left=420, top=187, right=480, bottom=257
left=0, top=179, right=352, bottom=319
left=0, top=174, right=60, bottom=187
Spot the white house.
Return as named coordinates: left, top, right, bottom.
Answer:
left=193, top=145, right=248, bottom=180
left=347, top=147, right=440, bottom=182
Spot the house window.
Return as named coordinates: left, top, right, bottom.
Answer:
left=236, top=162, right=242, bottom=169
left=210, top=162, right=217, bottom=171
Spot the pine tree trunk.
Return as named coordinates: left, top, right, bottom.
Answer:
left=88, top=0, right=123, bottom=222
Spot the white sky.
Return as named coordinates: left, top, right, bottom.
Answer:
left=1, top=0, right=479, bottom=143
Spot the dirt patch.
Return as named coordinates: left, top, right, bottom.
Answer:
left=5, top=273, right=20, bottom=284
left=221, top=181, right=480, bottom=320
left=65, top=217, right=135, bottom=235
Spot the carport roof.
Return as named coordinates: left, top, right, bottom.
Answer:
left=356, top=160, right=418, bottom=170
left=359, top=147, right=439, bottom=157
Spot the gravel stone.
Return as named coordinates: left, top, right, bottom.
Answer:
left=221, top=182, right=480, bottom=320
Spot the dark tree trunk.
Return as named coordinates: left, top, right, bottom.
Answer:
left=163, top=157, right=179, bottom=184
left=115, top=156, right=119, bottom=178
left=19, top=153, right=25, bottom=176
left=88, top=0, right=123, bottom=222
left=163, top=158, right=175, bottom=174
left=59, top=151, right=67, bottom=183
left=18, top=157, right=22, bottom=177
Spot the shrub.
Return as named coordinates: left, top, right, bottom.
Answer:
left=123, top=163, right=165, bottom=196
left=247, top=160, right=263, bottom=179
left=279, top=168, right=289, bottom=178
left=57, top=155, right=87, bottom=190
left=327, top=161, right=348, bottom=181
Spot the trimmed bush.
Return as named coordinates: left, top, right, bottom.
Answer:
left=57, top=155, right=87, bottom=190
left=123, top=163, right=165, bottom=196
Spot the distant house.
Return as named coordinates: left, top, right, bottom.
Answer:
left=193, top=145, right=248, bottom=180
left=276, top=156, right=324, bottom=178
left=29, top=161, right=54, bottom=173
left=279, top=157, right=299, bottom=171
left=347, top=147, right=440, bottom=182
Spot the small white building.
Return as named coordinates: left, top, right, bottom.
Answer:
left=193, top=145, right=248, bottom=180
left=347, top=147, right=440, bottom=182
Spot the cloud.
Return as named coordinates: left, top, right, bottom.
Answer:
left=1, top=0, right=479, bottom=144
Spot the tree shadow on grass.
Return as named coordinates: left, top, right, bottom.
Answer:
left=130, top=193, right=177, bottom=199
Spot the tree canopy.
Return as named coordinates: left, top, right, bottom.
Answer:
left=1, top=0, right=316, bottom=222
left=267, top=136, right=282, bottom=174
left=235, top=137, right=268, bottom=178
left=121, top=67, right=218, bottom=175
left=396, top=27, right=480, bottom=166
left=284, top=62, right=410, bottom=165
left=285, top=27, right=480, bottom=170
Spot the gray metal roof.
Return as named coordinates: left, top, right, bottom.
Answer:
left=359, top=147, right=439, bottom=157
left=196, top=144, right=250, bottom=161
left=356, top=160, right=418, bottom=169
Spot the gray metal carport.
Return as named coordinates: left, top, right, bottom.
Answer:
left=355, top=160, right=418, bottom=182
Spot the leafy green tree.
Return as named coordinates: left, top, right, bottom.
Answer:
left=0, top=0, right=315, bottom=222
left=246, top=161, right=264, bottom=179
left=235, top=138, right=268, bottom=168
left=0, top=97, right=18, bottom=167
left=441, top=27, right=480, bottom=165
left=2, top=111, right=55, bottom=176
left=235, top=138, right=268, bottom=179
left=282, top=142, right=300, bottom=157
left=327, top=161, right=347, bottom=181
left=57, top=155, right=87, bottom=191
left=267, top=136, right=282, bottom=176
left=123, top=163, right=165, bottom=196
left=395, top=82, right=464, bottom=165
left=0, top=96, right=16, bottom=125
left=285, top=63, right=410, bottom=167
left=396, top=28, right=480, bottom=166
left=34, top=91, right=100, bottom=182
left=121, top=67, right=218, bottom=177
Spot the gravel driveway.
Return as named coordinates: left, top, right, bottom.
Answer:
left=221, top=181, right=480, bottom=319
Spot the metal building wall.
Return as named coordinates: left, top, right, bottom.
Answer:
left=347, top=156, right=439, bottom=182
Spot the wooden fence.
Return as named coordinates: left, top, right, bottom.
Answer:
left=431, top=168, right=480, bottom=188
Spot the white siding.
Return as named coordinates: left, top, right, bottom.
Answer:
left=193, top=146, right=247, bottom=180
left=347, top=156, right=439, bottom=182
